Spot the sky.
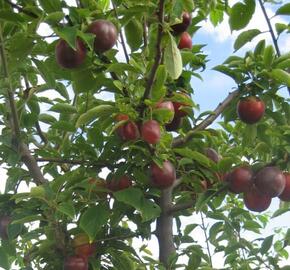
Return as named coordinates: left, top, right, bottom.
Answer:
left=1, top=0, right=290, bottom=269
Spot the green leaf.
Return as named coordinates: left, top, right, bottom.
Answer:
left=72, top=70, right=104, bottom=93
left=80, top=204, right=110, bottom=241
left=54, top=27, right=78, bottom=50
left=57, top=202, right=76, bottom=219
left=33, top=59, right=56, bottom=88
left=50, top=103, right=77, bottom=114
left=38, top=0, right=62, bottom=13
left=213, top=65, right=243, bottom=83
left=174, top=148, right=211, bottom=168
left=76, top=105, right=115, bottom=127
left=275, top=23, right=289, bottom=35
left=114, top=187, right=161, bottom=222
left=51, top=121, right=76, bottom=132
left=44, top=12, right=65, bottom=25
left=125, top=19, right=143, bottom=52
left=260, top=235, right=274, bottom=254
left=276, top=3, right=290, bottom=16
left=164, top=34, right=183, bottom=80
left=38, top=114, right=57, bottom=124
left=182, top=0, right=194, bottom=11
left=270, top=69, right=290, bottom=87
left=0, top=247, right=9, bottom=270
left=151, top=65, right=167, bottom=102
left=0, top=9, right=25, bottom=24
left=263, top=45, right=275, bottom=68
left=229, top=0, right=256, bottom=31
left=107, top=63, right=139, bottom=74
left=234, top=29, right=261, bottom=51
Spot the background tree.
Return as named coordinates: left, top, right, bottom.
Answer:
left=0, top=0, right=289, bottom=269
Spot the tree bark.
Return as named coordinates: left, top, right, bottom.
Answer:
left=156, top=187, right=176, bottom=268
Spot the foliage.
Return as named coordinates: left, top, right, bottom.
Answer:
left=0, top=0, right=289, bottom=269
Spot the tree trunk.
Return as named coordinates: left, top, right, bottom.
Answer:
left=156, top=187, right=176, bottom=268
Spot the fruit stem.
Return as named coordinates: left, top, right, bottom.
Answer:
left=156, top=187, right=176, bottom=268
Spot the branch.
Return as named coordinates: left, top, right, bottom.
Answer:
left=168, top=199, right=195, bottom=215
left=172, top=89, right=239, bottom=147
left=258, top=0, right=290, bottom=96
left=112, top=3, right=130, bottom=64
left=4, top=0, right=38, bottom=18
left=0, top=25, right=46, bottom=186
left=140, top=0, right=165, bottom=106
left=200, top=212, right=213, bottom=267
left=36, top=157, right=114, bottom=169
left=35, top=122, right=48, bottom=145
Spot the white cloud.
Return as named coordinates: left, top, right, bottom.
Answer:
left=200, top=4, right=289, bottom=52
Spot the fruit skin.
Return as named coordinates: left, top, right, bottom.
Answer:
left=279, top=173, right=290, bottom=201
left=156, top=101, right=175, bottom=113
left=0, top=215, right=11, bottom=240
left=73, top=234, right=96, bottom=258
left=205, top=148, right=220, bottom=163
left=150, top=161, right=176, bottom=189
left=243, top=185, right=272, bottom=212
left=122, top=121, right=140, bottom=141
left=87, top=20, right=118, bottom=53
left=107, top=176, right=132, bottom=192
left=165, top=115, right=183, bottom=131
left=171, top=12, right=192, bottom=35
left=63, top=255, right=88, bottom=270
left=228, top=167, right=253, bottom=194
left=178, top=32, right=192, bottom=50
left=55, top=38, right=86, bottom=69
left=255, top=166, right=286, bottom=197
left=115, top=114, right=129, bottom=140
left=237, top=96, right=265, bottom=124
left=141, top=120, right=161, bottom=144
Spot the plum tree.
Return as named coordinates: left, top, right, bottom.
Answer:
left=0, top=0, right=289, bottom=270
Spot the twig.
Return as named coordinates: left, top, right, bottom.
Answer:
left=168, top=199, right=195, bottom=215
left=172, top=89, right=240, bottom=147
left=4, top=0, right=38, bottom=18
left=112, top=2, right=130, bottom=63
left=140, top=0, right=165, bottom=108
left=0, top=25, right=46, bottom=186
left=200, top=212, right=213, bottom=267
left=35, top=122, right=48, bottom=145
left=258, top=0, right=290, bottom=96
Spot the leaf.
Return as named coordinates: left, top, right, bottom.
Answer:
left=80, top=204, right=110, bottom=241
left=229, top=0, right=256, bottom=31
left=33, top=59, right=56, bottom=88
left=151, top=65, right=167, bottom=102
left=125, top=19, right=143, bottom=52
left=106, top=63, right=139, bottom=74
left=38, top=0, right=62, bottom=13
left=164, top=34, right=183, bottom=79
left=234, top=29, right=261, bottom=51
left=38, top=114, right=57, bottom=124
left=213, top=65, right=243, bottom=83
left=49, top=103, right=77, bottom=114
left=44, top=12, right=65, bottom=25
left=57, top=202, right=76, bottom=219
left=51, top=121, right=76, bottom=132
left=263, top=45, right=275, bottom=68
left=114, top=187, right=161, bottom=222
left=76, top=105, right=115, bottom=127
left=0, top=9, right=25, bottom=24
left=260, top=235, right=274, bottom=254
left=276, top=3, right=290, bottom=16
left=0, top=247, right=9, bottom=270
left=54, top=26, right=78, bottom=50
left=270, top=69, right=290, bottom=87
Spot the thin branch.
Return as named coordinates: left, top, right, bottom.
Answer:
left=168, top=199, right=195, bottom=215
left=35, top=122, right=48, bottom=145
left=140, top=0, right=165, bottom=106
left=0, top=25, right=46, bottom=186
left=258, top=0, right=280, bottom=56
left=112, top=3, right=130, bottom=64
left=200, top=212, right=213, bottom=267
left=4, top=0, right=38, bottom=18
left=172, top=89, right=240, bottom=147
left=258, top=0, right=290, bottom=96
left=36, top=157, right=114, bottom=169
